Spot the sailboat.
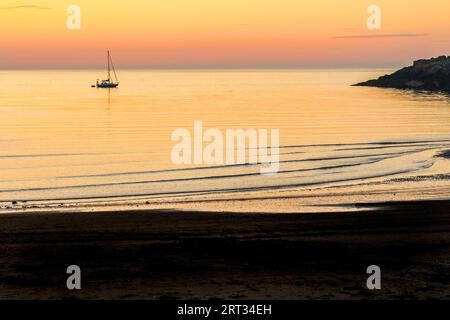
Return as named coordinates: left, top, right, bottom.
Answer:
left=95, top=51, right=119, bottom=88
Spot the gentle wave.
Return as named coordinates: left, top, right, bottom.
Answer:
left=0, top=139, right=444, bottom=202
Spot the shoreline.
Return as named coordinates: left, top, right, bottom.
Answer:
left=1, top=199, right=450, bottom=299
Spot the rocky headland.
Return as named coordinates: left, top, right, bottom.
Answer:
left=354, top=56, right=450, bottom=92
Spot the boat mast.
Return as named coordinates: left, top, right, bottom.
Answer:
left=107, top=50, right=111, bottom=82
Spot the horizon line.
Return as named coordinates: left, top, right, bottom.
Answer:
left=0, top=65, right=403, bottom=71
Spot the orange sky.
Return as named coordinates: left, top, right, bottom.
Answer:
left=1, top=0, right=450, bottom=68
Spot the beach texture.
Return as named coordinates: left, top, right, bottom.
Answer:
left=1, top=200, right=449, bottom=300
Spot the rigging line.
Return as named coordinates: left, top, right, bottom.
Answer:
left=110, top=54, right=119, bottom=83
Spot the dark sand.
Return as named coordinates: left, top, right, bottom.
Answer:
left=1, top=200, right=450, bottom=300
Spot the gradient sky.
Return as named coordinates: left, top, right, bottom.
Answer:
left=1, top=0, right=450, bottom=68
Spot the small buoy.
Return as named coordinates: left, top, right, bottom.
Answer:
left=91, top=85, right=96, bottom=88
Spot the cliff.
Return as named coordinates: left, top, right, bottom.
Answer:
left=354, top=56, right=450, bottom=92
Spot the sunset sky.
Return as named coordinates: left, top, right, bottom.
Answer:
left=1, top=0, right=450, bottom=68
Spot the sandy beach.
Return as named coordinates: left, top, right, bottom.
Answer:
left=1, top=200, right=449, bottom=300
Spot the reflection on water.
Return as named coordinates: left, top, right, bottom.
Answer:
left=1, top=69, right=450, bottom=212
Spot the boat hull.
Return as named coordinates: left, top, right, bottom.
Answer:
left=96, top=83, right=119, bottom=88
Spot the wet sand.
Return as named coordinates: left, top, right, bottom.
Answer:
left=1, top=200, right=450, bottom=300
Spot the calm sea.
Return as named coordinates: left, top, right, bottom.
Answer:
left=1, top=69, right=450, bottom=212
